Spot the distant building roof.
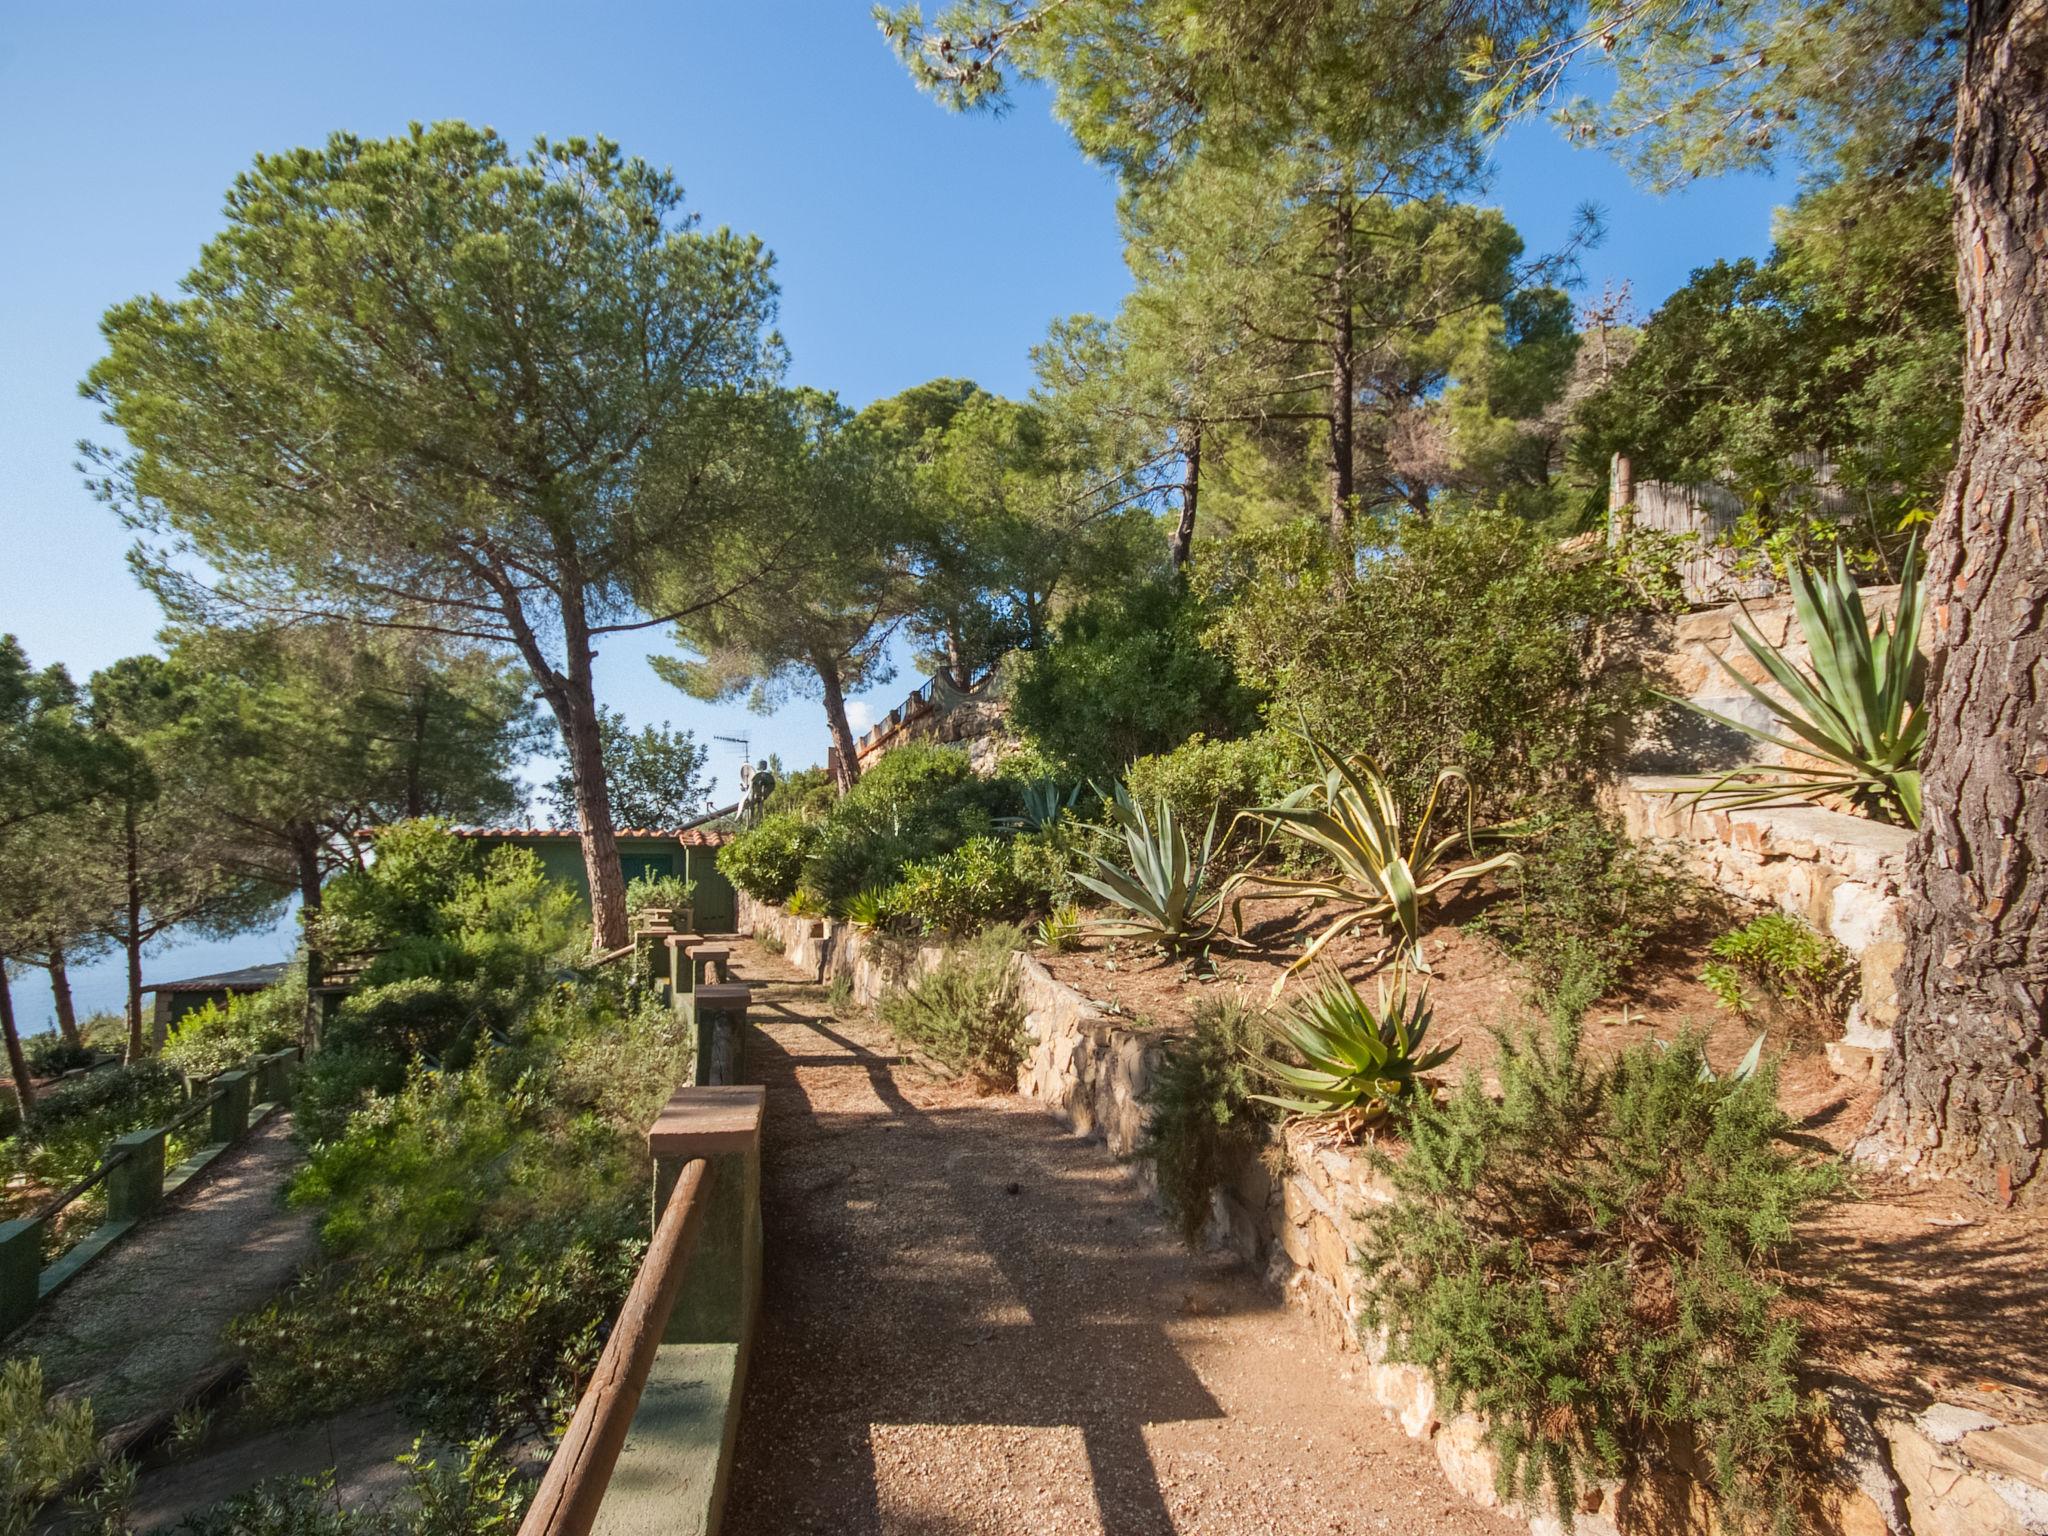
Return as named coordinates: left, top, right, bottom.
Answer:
left=143, top=962, right=290, bottom=995
left=361, top=823, right=732, bottom=847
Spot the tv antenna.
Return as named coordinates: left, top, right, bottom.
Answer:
left=714, top=734, right=753, bottom=792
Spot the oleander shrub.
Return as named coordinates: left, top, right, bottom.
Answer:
left=1141, top=997, right=1272, bottom=1247
left=877, top=925, right=1028, bottom=1088
left=1357, top=1023, right=1841, bottom=1532
left=1701, top=913, right=1855, bottom=1031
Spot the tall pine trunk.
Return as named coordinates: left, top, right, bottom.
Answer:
left=1, top=967, right=33, bottom=1114
left=124, top=799, right=146, bottom=1061
left=556, top=610, right=628, bottom=951
left=294, top=823, right=326, bottom=1047
left=48, top=948, right=79, bottom=1047
left=815, top=649, right=863, bottom=792
left=1169, top=425, right=1202, bottom=569
left=1858, top=0, right=2048, bottom=1206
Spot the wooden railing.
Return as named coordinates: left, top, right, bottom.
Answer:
left=0, top=1046, right=301, bottom=1337
left=520, top=1157, right=715, bottom=1536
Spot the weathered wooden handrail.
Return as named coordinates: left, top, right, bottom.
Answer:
left=518, top=1157, right=716, bottom=1536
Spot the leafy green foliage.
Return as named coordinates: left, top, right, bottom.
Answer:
left=1215, top=510, right=1642, bottom=816
left=1074, top=793, right=1222, bottom=953
left=169, top=1437, right=531, bottom=1536
left=163, top=978, right=302, bottom=1081
left=1141, top=998, right=1271, bottom=1245
left=1122, top=730, right=1298, bottom=854
left=1009, top=578, right=1259, bottom=781
left=623, top=871, right=695, bottom=918
left=1034, top=902, right=1082, bottom=953
left=1007, top=816, right=1085, bottom=902
left=543, top=709, right=710, bottom=832
left=1468, top=808, right=1699, bottom=1023
left=0, top=1357, right=101, bottom=1536
left=1250, top=970, right=1453, bottom=1122
left=1358, top=1025, right=1841, bottom=1531
left=877, top=925, right=1029, bottom=1088
left=1578, top=177, right=1958, bottom=539
left=1230, top=737, right=1517, bottom=977
left=885, top=836, right=1031, bottom=935
left=22, top=1036, right=96, bottom=1077
left=249, top=989, right=689, bottom=1437
left=1667, top=541, right=1925, bottom=826
left=717, top=812, right=818, bottom=904
left=1702, top=914, right=1855, bottom=1030
left=5, top=1061, right=183, bottom=1192
left=721, top=744, right=1017, bottom=912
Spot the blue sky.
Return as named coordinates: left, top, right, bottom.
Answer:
left=0, top=1, right=1790, bottom=1026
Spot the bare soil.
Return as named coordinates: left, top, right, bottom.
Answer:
left=722, top=939, right=1522, bottom=1536
left=1042, top=892, right=2048, bottom=1426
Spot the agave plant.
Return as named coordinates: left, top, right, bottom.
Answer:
left=1035, top=901, right=1082, bottom=953
left=1228, top=735, right=1517, bottom=978
left=1249, top=969, right=1456, bottom=1124
left=1666, top=539, right=1925, bottom=826
left=844, top=887, right=892, bottom=928
left=1001, top=778, right=1082, bottom=833
left=1073, top=793, right=1223, bottom=952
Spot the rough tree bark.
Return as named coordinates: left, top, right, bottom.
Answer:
left=1325, top=202, right=1357, bottom=561
left=1, top=968, right=33, bottom=1113
left=1858, top=0, right=2048, bottom=1206
left=815, top=650, right=864, bottom=792
left=293, top=822, right=327, bottom=1046
left=1169, top=425, right=1202, bottom=569
left=123, top=799, right=146, bottom=1062
left=48, top=947, right=79, bottom=1047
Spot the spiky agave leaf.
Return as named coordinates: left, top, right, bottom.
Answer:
left=1225, top=737, right=1517, bottom=983
left=1074, top=793, right=1222, bottom=950
left=1248, top=968, right=1455, bottom=1119
left=1660, top=540, right=1924, bottom=826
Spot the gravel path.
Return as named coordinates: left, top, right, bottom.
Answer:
left=722, top=942, right=1517, bottom=1536
left=4, top=1113, right=317, bottom=1432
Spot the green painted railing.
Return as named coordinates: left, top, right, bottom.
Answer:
left=0, top=1045, right=301, bottom=1338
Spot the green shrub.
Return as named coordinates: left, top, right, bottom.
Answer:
left=1123, top=729, right=1299, bottom=848
left=1, top=1357, right=101, bottom=1536
left=1358, top=1024, right=1841, bottom=1531
left=164, top=979, right=303, bottom=1081
left=877, top=925, right=1028, bottom=1087
left=291, top=1047, right=408, bottom=1149
left=1702, top=913, right=1855, bottom=1029
left=1010, top=577, right=1260, bottom=781
left=623, top=871, right=695, bottom=917
left=1141, top=998, right=1271, bottom=1247
left=323, top=978, right=495, bottom=1068
left=315, top=820, right=483, bottom=955
left=718, top=812, right=818, bottom=903
left=9, top=1061, right=184, bottom=1185
left=1468, top=808, right=1699, bottom=1021
left=170, top=1439, right=532, bottom=1536
left=1008, top=816, right=1085, bottom=901
left=23, top=1036, right=96, bottom=1077
left=759, top=764, right=837, bottom=820
left=886, top=836, right=1032, bottom=935
left=1214, top=507, right=1644, bottom=816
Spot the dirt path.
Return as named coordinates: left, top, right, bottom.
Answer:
left=722, top=941, right=1517, bottom=1536
left=4, top=1114, right=317, bottom=1433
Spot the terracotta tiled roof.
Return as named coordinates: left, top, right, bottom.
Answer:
left=362, top=825, right=732, bottom=846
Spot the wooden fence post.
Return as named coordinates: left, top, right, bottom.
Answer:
left=649, top=1084, right=763, bottom=1349
left=690, top=984, right=750, bottom=1088
left=106, top=1127, right=167, bottom=1223
left=210, top=1070, right=252, bottom=1143
left=0, top=1218, right=40, bottom=1335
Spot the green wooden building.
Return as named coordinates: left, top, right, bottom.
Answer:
left=446, top=825, right=739, bottom=931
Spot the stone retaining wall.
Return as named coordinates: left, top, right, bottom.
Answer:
left=1609, top=585, right=1922, bottom=1084
left=737, top=894, right=2043, bottom=1535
